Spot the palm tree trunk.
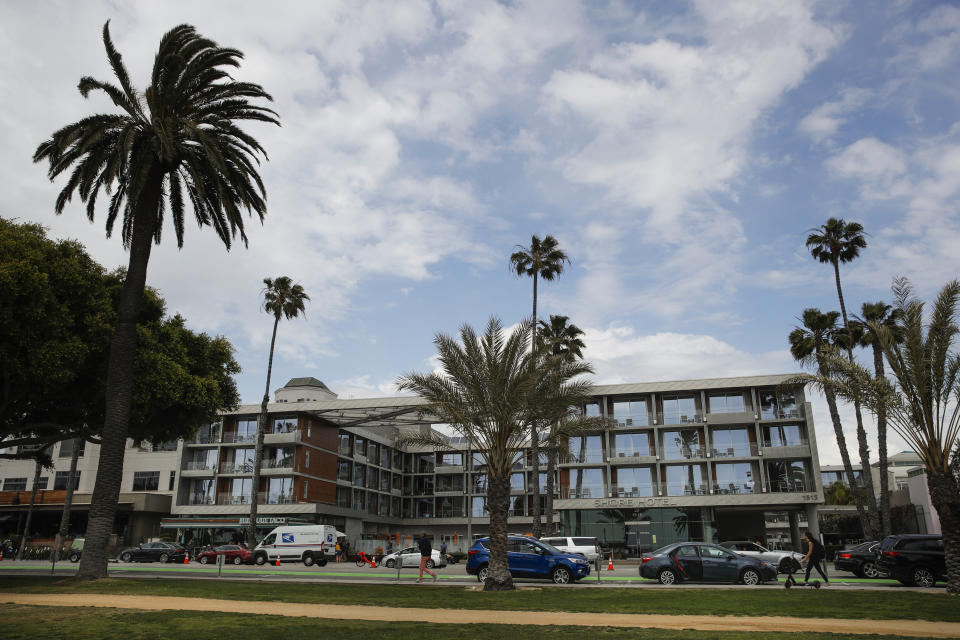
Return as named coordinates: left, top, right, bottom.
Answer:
left=833, top=260, right=880, bottom=539
left=248, top=313, right=280, bottom=547
left=818, top=353, right=869, bottom=532
left=484, top=471, right=514, bottom=591
left=78, top=171, right=162, bottom=580
left=16, top=458, right=44, bottom=560
left=529, top=274, right=542, bottom=538
left=545, top=434, right=556, bottom=535
left=54, top=439, right=82, bottom=559
left=926, top=470, right=960, bottom=594
left=871, top=343, right=892, bottom=537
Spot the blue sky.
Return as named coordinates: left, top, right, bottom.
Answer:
left=3, top=1, right=959, bottom=465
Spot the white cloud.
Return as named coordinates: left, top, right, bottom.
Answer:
left=826, top=137, right=910, bottom=198
left=798, top=87, right=872, bottom=144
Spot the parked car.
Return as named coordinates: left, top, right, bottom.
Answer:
left=640, top=542, right=777, bottom=585
left=195, top=544, right=252, bottom=565
left=67, top=538, right=84, bottom=563
left=718, top=540, right=805, bottom=573
left=381, top=546, right=446, bottom=569
left=118, top=541, right=189, bottom=563
left=466, top=536, right=591, bottom=584
left=252, top=524, right=335, bottom=566
left=877, top=534, right=945, bottom=587
left=539, top=536, right=601, bottom=562
left=834, top=541, right=887, bottom=578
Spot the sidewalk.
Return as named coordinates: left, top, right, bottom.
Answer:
left=3, top=593, right=958, bottom=638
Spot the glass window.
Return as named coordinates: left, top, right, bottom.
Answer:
left=665, top=464, right=705, bottom=496
left=35, top=477, right=49, bottom=490
left=439, top=452, right=463, bottom=467
left=380, top=471, right=390, bottom=492
left=393, top=449, right=403, bottom=469
left=353, top=464, right=365, bottom=487
left=568, top=435, right=603, bottom=463
left=701, top=545, right=732, bottom=559
left=272, top=417, right=297, bottom=433
left=392, top=472, right=401, bottom=491
left=764, top=424, right=804, bottom=447
left=230, top=478, right=251, bottom=502
left=472, top=473, right=488, bottom=494
left=354, top=437, right=367, bottom=457
left=472, top=452, right=485, bottom=469
left=707, top=392, right=748, bottom=414
left=267, top=477, right=293, bottom=503
left=510, top=473, right=524, bottom=491
left=338, top=432, right=353, bottom=456
left=368, top=493, right=378, bottom=515
left=437, top=474, right=464, bottom=492
left=569, top=468, right=604, bottom=498
left=236, top=419, right=258, bottom=441
left=661, top=395, right=698, bottom=424
left=381, top=446, right=390, bottom=468
left=612, top=399, right=648, bottom=426
left=54, top=471, right=81, bottom=491
left=417, top=454, right=434, bottom=473
left=189, top=478, right=215, bottom=504
left=3, top=477, right=27, bottom=491
left=169, top=470, right=176, bottom=490
left=368, top=441, right=379, bottom=461
left=662, top=429, right=702, bottom=460
left=337, top=459, right=351, bottom=481
left=715, top=463, right=756, bottom=494
left=768, top=460, right=809, bottom=492
left=366, top=466, right=378, bottom=489
left=711, top=429, right=751, bottom=457
left=353, top=488, right=365, bottom=511
left=59, top=439, right=85, bottom=458
left=612, top=432, right=651, bottom=457
left=132, top=471, right=160, bottom=491
left=613, top=467, right=654, bottom=497
left=584, top=402, right=601, bottom=418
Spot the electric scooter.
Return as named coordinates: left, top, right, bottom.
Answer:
left=783, top=558, right=822, bottom=589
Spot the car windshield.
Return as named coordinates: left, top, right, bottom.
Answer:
left=535, top=540, right=562, bottom=554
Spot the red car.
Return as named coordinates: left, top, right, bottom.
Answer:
left=195, top=544, right=252, bottom=565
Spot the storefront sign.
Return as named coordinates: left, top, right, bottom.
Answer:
left=592, top=497, right=675, bottom=508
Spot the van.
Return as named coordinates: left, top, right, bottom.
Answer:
left=539, top=536, right=601, bottom=562
left=252, top=525, right=338, bottom=566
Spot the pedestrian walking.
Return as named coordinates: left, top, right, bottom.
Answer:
left=335, top=541, right=342, bottom=562
left=416, top=532, right=437, bottom=583
left=801, top=530, right=829, bottom=585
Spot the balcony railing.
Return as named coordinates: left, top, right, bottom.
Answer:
left=221, top=432, right=256, bottom=444
left=219, top=462, right=254, bottom=474
left=563, top=487, right=604, bottom=499
left=658, top=411, right=703, bottom=425
left=187, top=493, right=215, bottom=505
left=607, top=448, right=655, bottom=459
left=193, top=432, right=221, bottom=444
left=559, top=449, right=605, bottom=464
left=265, top=493, right=296, bottom=504
left=183, top=461, right=217, bottom=471
left=266, top=458, right=294, bottom=469
left=612, top=414, right=650, bottom=427
left=664, top=483, right=707, bottom=496
left=609, top=485, right=656, bottom=498
left=759, top=407, right=804, bottom=420
left=762, top=438, right=810, bottom=449
left=661, top=445, right=706, bottom=461
left=769, top=480, right=814, bottom=493
left=711, top=443, right=759, bottom=458
left=714, top=482, right=759, bottom=495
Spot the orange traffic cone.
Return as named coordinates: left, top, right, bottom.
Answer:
left=184, top=554, right=189, bottom=564
left=607, top=555, right=614, bottom=571
left=275, top=556, right=281, bottom=567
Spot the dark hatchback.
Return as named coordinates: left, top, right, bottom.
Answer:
left=118, top=541, right=189, bottom=563
left=466, top=536, right=591, bottom=584
left=834, top=541, right=887, bottom=578
left=877, top=534, right=945, bottom=587
left=640, top=542, right=777, bottom=585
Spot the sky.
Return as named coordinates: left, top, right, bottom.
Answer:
left=2, top=0, right=959, bottom=466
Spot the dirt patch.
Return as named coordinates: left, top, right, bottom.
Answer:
left=2, top=593, right=959, bottom=638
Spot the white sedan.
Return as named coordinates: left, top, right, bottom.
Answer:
left=381, top=546, right=447, bottom=569
left=719, top=541, right=805, bottom=573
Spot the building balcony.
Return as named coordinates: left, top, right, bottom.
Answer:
left=609, top=485, right=656, bottom=498
left=705, top=410, right=756, bottom=425
left=607, top=449, right=657, bottom=463
left=768, top=480, right=815, bottom=493
left=191, top=432, right=221, bottom=445
left=264, top=429, right=301, bottom=445
left=558, top=449, right=605, bottom=465
left=181, top=462, right=216, bottom=476
left=759, top=406, right=805, bottom=420
left=660, top=445, right=707, bottom=461
left=711, top=443, right=759, bottom=459
left=265, top=458, right=294, bottom=470
left=221, top=432, right=256, bottom=445
left=713, top=482, right=759, bottom=495
left=663, top=483, right=708, bottom=497
left=562, top=487, right=603, bottom=499
left=435, top=464, right=464, bottom=474
left=658, top=411, right=704, bottom=426
left=611, top=415, right=651, bottom=428
left=219, top=462, right=253, bottom=475
left=186, top=493, right=216, bottom=506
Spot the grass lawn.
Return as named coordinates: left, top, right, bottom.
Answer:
left=0, top=605, right=930, bottom=640
left=0, top=577, right=956, bottom=622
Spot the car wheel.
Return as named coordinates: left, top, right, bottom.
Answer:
left=69, top=553, right=80, bottom=563
left=159, top=553, right=169, bottom=563
left=425, top=559, right=435, bottom=569
left=121, top=552, right=133, bottom=563
left=657, top=568, right=678, bottom=585
left=233, top=556, right=243, bottom=565
left=303, top=554, right=315, bottom=567
left=385, top=559, right=396, bottom=569
left=861, top=561, right=883, bottom=579
left=477, top=566, right=489, bottom=583
left=911, top=566, right=936, bottom=588
left=552, top=566, right=572, bottom=585
left=254, top=554, right=267, bottom=566
left=778, top=558, right=792, bottom=574
left=317, top=556, right=327, bottom=567
left=199, top=556, right=209, bottom=565
left=741, top=568, right=761, bottom=586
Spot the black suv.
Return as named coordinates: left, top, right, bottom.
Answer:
left=876, top=534, right=945, bottom=587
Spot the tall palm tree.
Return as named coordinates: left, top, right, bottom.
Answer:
left=851, top=301, right=903, bottom=537
left=509, top=235, right=570, bottom=538
left=54, top=438, right=84, bottom=560
left=537, top=315, right=585, bottom=534
left=15, top=447, right=52, bottom=561
left=397, top=317, right=593, bottom=590
left=789, top=308, right=870, bottom=533
left=34, top=22, right=278, bottom=579
left=806, top=218, right=879, bottom=538
left=247, top=277, right=310, bottom=547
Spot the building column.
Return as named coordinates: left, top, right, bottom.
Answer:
left=788, top=510, right=801, bottom=552
left=805, top=503, right=820, bottom=540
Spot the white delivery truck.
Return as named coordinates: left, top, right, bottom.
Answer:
left=252, top=524, right=337, bottom=566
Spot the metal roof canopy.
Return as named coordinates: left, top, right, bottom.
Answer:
left=222, top=373, right=801, bottom=429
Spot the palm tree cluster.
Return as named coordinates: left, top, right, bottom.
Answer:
left=397, top=318, right=595, bottom=591
left=33, top=22, right=278, bottom=579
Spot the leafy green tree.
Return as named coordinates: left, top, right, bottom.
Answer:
left=509, top=235, right=570, bottom=538
left=823, top=480, right=854, bottom=506
left=851, top=301, right=903, bottom=536
left=33, top=22, right=277, bottom=579
left=397, top=318, right=593, bottom=590
left=248, top=277, right=310, bottom=547
left=806, top=218, right=879, bottom=538
left=789, top=308, right=870, bottom=533
left=536, top=315, right=585, bottom=534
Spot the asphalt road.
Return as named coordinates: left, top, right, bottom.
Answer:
left=0, top=559, right=930, bottom=589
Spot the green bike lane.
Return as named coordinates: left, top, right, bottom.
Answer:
left=0, top=561, right=901, bottom=586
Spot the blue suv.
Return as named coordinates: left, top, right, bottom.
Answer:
left=466, top=536, right=591, bottom=584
